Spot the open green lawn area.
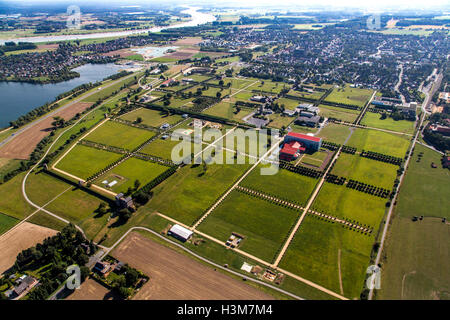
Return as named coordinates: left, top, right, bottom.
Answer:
left=0, top=212, right=19, bottom=235
left=312, top=182, right=387, bottom=229
left=395, top=144, right=450, bottom=219
left=361, top=112, right=416, bottom=134
left=267, top=113, right=295, bottom=129
left=94, top=157, right=169, bottom=194
left=27, top=211, right=68, bottom=231
left=248, top=80, right=288, bottom=94
left=0, top=173, right=34, bottom=219
left=289, top=125, right=318, bottom=135
left=201, top=86, right=226, bottom=98
left=318, top=105, right=360, bottom=123
left=208, top=77, right=254, bottom=90
left=197, top=190, right=299, bottom=262
left=82, top=75, right=138, bottom=103
left=140, top=136, right=202, bottom=161
left=85, top=121, right=155, bottom=150
left=276, top=97, right=301, bottom=110
left=56, top=145, right=123, bottom=180
left=317, top=123, right=352, bottom=145
left=147, top=153, right=251, bottom=226
left=347, top=128, right=411, bottom=158
left=288, top=89, right=324, bottom=100
left=240, top=166, right=318, bottom=205
left=279, top=215, right=373, bottom=299
left=119, top=108, right=182, bottom=128
left=332, top=153, right=398, bottom=189
left=187, top=74, right=212, bottom=82
left=25, top=171, right=72, bottom=207
left=230, top=89, right=254, bottom=101
left=378, top=217, right=450, bottom=300
left=325, top=86, right=373, bottom=107
left=300, top=150, right=330, bottom=169
left=154, top=97, right=195, bottom=109
left=204, top=101, right=254, bottom=122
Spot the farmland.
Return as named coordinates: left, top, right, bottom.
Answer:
left=119, top=108, right=183, bottom=128
left=361, top=112, right=416, bottom=134
left=318, top=105, right=360, bottom=123
left=324, top=86, right=373, bottom=107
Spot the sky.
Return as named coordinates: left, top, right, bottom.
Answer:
left=1, top=0, right=449, bottom=11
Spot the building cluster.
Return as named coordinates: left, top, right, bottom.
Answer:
left=279, top=132, right=322, bottom=161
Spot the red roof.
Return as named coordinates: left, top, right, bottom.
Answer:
left=287, top=132, right=321, bottom=142
left=281, top=141, right=306, bottom=156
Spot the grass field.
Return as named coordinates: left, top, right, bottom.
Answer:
left=300, top=150, right=329, bottom=168
left=361, top=112, right=416, bottom=134
left=85, top=121, right=155, bottom=150
left=317, top=123, right=352, bottom=145
left=267, top=113, right=295, bottom=129
left=279, top=215, right=373, bottom=299
left=82, top=75, right=137, bottom=103
left=148, top=153, right=251, bottom=225
left=312, top=182, right=387, bottom=228
left=198, top=190, right=299, bottom=262
left=325, top=86, right=373, bottom=107
left=0, top=173, right=34, bottom=219
left=248, top=80, right=288, bottom=94
left=240, top=166, right=318, bottom=205
left=56, top=145, right=123, bottom=180
left=331, top=153, right=398, bottom=189
left=140, top=136, right=201, bottom=161
left=378, top=217, right=449, bottom=300
left=204, top=101, right=254, bottom=122
left=119, top=108, right=182, bottom=128
left=347, top=128, right=411, bottom=158
left=25, top=171, right=72, bottom=206
left=0, top=212, right=19, bottom=235
left=318, top=105, right=360, bottom=123
left=94, top=157, right=169, bottom=194
left=27, top=211, right=68, bottom=231
left=288, top=89, right=325, bottom=100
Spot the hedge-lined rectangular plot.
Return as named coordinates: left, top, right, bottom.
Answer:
left=198, top=190, right=299, bottom=262
left=331, top=153, right=398, bottom=189
left=317, top=123, right=352, bottom=145
left=85, top=121, right=155, bottom=150
left=119, top=108, right=182, bottom=128
left=148, top=154, right=251, bottom=225
left=318, top=105, right=360, bottom=123
left=324, top=86, right=373, bottom=107
left=94, top=157, right=169, bottom=194
left=312, top=182, right=386, bottom=228
left=204, top=101, right=254, bottom=122
left=279, top=215, right=373, bottom=299
left=240, top=166, right=318, bottom=205
left=361, top=112, right=415, bottom=134
left=140, top=137, right=201, bottom=161
left=56, top=145, right=123, bottom=180
left=347, top=128, right=411, bottom=158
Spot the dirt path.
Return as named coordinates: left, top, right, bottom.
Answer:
left=112, top=232, right=274, bottom=300
left=338, top=249, right=344, bottom=295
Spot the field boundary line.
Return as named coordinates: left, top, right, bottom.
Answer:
left=338, top=249, right=344, bottom=295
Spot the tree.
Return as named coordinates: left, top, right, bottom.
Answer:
left=135, top=117, right=142, bottom=124
left=51, top=116, right=65, bottom=128
left=216, top=92, right=222, bottom=99
left=80, top=266, right=90, bottom=282
left=124, top=266, right=139, bottom=287
left=134, top=179, right=141, bottom=190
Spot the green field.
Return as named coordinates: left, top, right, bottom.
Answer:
left=119, top=108, right=182, bottom=128
left=279, top=215, right=373, bottom=299
left=332, top=153, right=398, bottom=189
left=361, top=112, right=416, bottom=134
left=0, top=173, right=34, bottom=219
left=198, top=190, right=299, bottom=262
left=241, top=166, right=318, bottom=205
left=0, top=212, right=19, bottom=235
left=27, top=211, right=68, bottom=231
left=204, top=101, right=254, bottom=122
left=317, top=123, right=352, bottom=145
left=56, top=145, right=122, bottom=179
left=318, top=105, right=360, bottom=123
left=325, top=86, right=373, bottom=107
left=94, top=157, right=169, bottom=194
left=347, top=128, right=411, bottom=157
left=82, top=75, right=137, bottom=103
left=276, top=97, right=301, bottom=110
left=25, top=171, right=72, bottom=207
left=148, top=153, right=251, bottom=225
left=300, top=150, right=329, bottom=168
left=267, top=113, right=295, bottom=129
left=312, top=182, right=387, bottom=228
left=248, top=80, right=288, bottom=94
left=85, top=121, right=155, bottom=150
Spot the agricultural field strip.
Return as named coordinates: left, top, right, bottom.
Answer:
left=332, top=120, right=414, bottom=137
left=235, top=186, right=372, bottom=233
left=191, top=138, right=282, bottom=229
left=355, top=90, right=377, bottom=125
left=273, top=146, right=343, bottom=267
left=101, top=225, right=305, bottom=300
left=155, top=211, right=347, bottom=300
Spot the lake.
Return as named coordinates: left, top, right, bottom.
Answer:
left=0, top=63, right=127, bottom=128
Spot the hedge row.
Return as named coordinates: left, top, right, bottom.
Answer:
left=279, top=161, right=323, bottom=179
left=321, top=141, right=340, bottom=151
left=325, top=173, right=346, bottom=185
left=342, top=145, right=357, bottom=154
left=346, top=179, right=391, bottom=198
left=360, top=150, right=403, bottom=166
left=138, top=166, right=178, bottom=194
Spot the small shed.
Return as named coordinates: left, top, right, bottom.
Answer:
left=168, top=224, right=193, bottom=242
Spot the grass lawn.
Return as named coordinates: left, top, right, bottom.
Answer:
left=378, top=217, right=450, bottom=300
left=0, top=212, right=19, bottom=235
left=267, top=113, right=295, bottom=129
left=318, top=105, right=360, bottom=123
left=83, top=75, right=138, bottom=103
left=361, top=112, right=416, bottom=134
left=0, top=173, right=35, bottom=219
left=332, top=153, right=398, bottom=189
left=0, top=158, right=22, bottom=182
left=240, top=166, right=318, bottom=205
left=207, top=77, right=253, bottom=90
left=279, top=215, right=373, bottom=299
left=395, top=144, right=450, bottom=219
left=300, top=150, right=329, bottom=168
left=27, top=211, right=68, bottom=231
left=248, top=80, right=288, bottom=94
left=198, top=190, right=299, bottom=262
left=56, top=145, right=123, bottom=180
left=148, top=153, right=251, bottom=226
left=317, top=123, right=352, bottom=145
left=347, top=128, right=411, bottom=158
left=325, top=86, right=373, bottom=107
left=119, top=108, right=182, bottom=128
left=312, top=182, right=387, bottom=229
left=140, top=136, right=201, bottom=161
left=288, top=89, right=325, bottom=100
left=94, top=157, right=169, bottom=194
left=85, top=121, right=155, bottom=150
left=276, top=97, right=301, bottom=110
left=204, top=101, right=254, bottom=122
left=25, top=171, right=72, bottom=207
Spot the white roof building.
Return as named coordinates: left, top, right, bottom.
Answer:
left=168, top=224, right=193, bottom=242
